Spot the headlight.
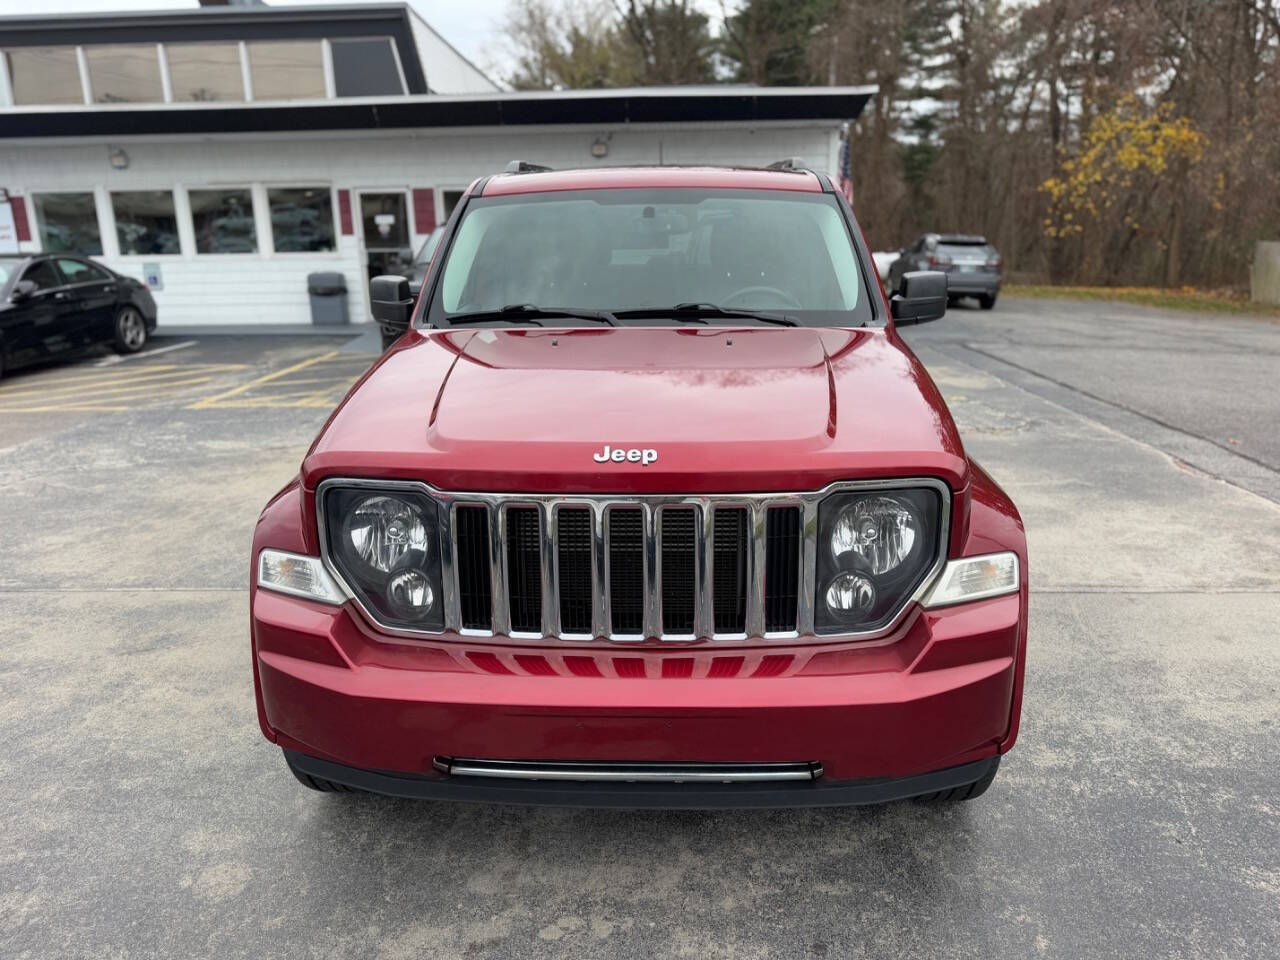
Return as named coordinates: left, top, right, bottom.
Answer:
left=322, top=484, right=444, bottom=631
left=829, top=496, right=919, bottom=574
left=815, top=487, right=942, bottom=633
left=343, top=495, right=429, bottom=573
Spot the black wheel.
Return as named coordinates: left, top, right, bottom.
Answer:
left=978, top=293, right=997, bottom=310
left=916, top=762, right=999, bottom=803
left=113, top=305, right=149, bottom=354
left=285, top=752, right=361, bottom=793
left=947, top=295, right=962, bottom=307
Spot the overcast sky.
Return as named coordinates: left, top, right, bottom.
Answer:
left=0, top=0, right=727, bottom=86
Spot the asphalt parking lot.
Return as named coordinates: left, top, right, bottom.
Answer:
left=2, top=301, right=1277, bottom=959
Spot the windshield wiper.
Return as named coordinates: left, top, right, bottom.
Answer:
left=445, top=304, right=618, bottom=327
left=615, top=303, right=799, bottom=327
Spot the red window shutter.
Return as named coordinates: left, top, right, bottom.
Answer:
left=336, top=189, right=353, bottom=236
left=11, top=196, right=31, bottom=243
left=412, top=188, right=436, bottom=234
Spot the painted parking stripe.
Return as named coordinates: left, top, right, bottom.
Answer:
left=0, top=378, right=218, bottom=412
left=187, top=350, right=342, bottom=409
left=0, top=362, right=248, bottom=392
left=93, top=340, right=198, bottom=367
left=0, top=365, right=243, bottom=401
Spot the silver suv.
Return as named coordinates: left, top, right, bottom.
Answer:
left=890, top=234, right=1002, bottom=310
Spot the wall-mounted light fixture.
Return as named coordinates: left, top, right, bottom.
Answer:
left=591, top=136, right=609, bottom=159
left=108, top=147, right=130, bottom=170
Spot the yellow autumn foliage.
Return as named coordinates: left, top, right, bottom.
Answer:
left=1040, top=98, right=1206, bottom=239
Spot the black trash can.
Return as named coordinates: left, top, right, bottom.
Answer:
left=307, top=272, right=348, bottom=326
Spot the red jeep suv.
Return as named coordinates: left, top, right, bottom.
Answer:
left=251, top=162, right=1027, bottom=807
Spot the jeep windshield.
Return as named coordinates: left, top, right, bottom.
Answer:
left=426, top=189, right=875, bottom=329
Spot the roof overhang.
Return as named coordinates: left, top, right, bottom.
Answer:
left=0, top=86, right=876, bottom=141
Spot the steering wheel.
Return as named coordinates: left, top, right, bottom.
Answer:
left=721, top=286, right=803, bottom=310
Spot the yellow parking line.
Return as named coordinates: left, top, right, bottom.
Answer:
left=230, top=375, right=352, bottom=388
left=200, top=392, right=344, bottom=409
left=0, top=379, right=218, bottom=412
left=188, top=351, right=340, bottom=410
left=0, top=362, right=247, bottom=392
left=0, top=369, right=228, bottom=401
left=0, top=405, right=131, bottom=413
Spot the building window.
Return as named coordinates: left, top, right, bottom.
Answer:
left=166, top=43, right=245, bottom=102
left=331, top=38, right=404, bottom=97
left=4, top=47, right=84, bottom=105
left=247, top=41, right=325, bottom=101
left=111, top=191, right=180, bottom=255
left=85, top=44, right=163, bottom=103
left=190, top=189, right=257, bottom=254
left=442, top=190, right=466, bottom=220
left=268, top=187, right=335, bottom=252
left=33, top=193, right=103, bottom=255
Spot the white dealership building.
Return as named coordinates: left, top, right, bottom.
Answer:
left=0, top=2, right=871, bottom=329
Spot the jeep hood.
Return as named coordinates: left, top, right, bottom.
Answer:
left=304, top=327, right=968, bottom=494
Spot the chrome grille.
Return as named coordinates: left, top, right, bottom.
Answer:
left=439, top=493, right=817, bottom=643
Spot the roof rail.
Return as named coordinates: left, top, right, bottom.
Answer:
left=504, top=160, right=553, bottom=174
left=766, top=157, right=807, bottom=172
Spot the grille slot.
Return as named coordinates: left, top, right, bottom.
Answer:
left=608, top=508, right=645, bottom=634
left=505, top=507, right=542, bottom=633
left=455, top=506, right=492, bottom=630
left=764, top=507, right=801, bottom=632
left=713, top=508, right=748, bottom=634
left=660, top=508, right=697, bottom=633
left=556, top=509, right=593, bottom=634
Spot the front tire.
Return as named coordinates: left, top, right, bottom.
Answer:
left=113, top=306, right=149, bottom=354
left=978, top=293, right=997, bottom=310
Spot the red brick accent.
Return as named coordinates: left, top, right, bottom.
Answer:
left=412, top=188, right=436, bottom=234
left=337, top=189, right=353, bottom=236
left=10, top=195, right=31, bottom=243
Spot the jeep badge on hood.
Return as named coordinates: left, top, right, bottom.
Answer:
left=593, top=445, right=658, bottom=465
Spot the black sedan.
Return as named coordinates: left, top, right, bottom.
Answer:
left=0, top=254, right=158, bottom=378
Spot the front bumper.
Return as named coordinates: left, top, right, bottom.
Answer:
left=286, top=748, right=999, bottom=808
left=253, top=584, right=1024, bottom=797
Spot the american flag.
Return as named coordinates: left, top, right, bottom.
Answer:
left=837, top=128, right=855, bottom=205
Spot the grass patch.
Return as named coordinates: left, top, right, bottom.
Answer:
left=1004, top=284, right=1280, bottom=318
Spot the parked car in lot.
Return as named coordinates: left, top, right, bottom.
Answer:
left=0, top=254, right=157, bottom=378
left=889, top=233, right=1002, bottom=309
left=252, top=162, right=1028, bottom=808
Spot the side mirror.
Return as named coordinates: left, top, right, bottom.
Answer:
left=10, top=279, right=37, bottom=302
left=370, top=274, right=413, bottom=335
left=890, top=270, right=947, bottom=325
